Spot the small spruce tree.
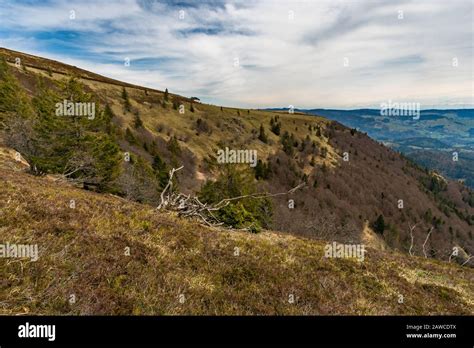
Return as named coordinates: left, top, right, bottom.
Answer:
left=372, top=214, right=386, bottom=234
left=258, top=124, right=268, bottom=143
left=133, top=112, right=143, bottom=128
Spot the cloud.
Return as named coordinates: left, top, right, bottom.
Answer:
left=0, top=0, right=472, bottom=108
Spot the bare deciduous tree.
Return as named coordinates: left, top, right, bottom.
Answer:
left=407, top=222, right=420, bottom=256
left=62, top=151, right=95, bottom=178
left=422, top=227, right=434, bottom=258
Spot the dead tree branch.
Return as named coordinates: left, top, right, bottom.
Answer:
left=461, top=255, right=474, bottom=266
left=211, top=182, right=306, bottom=210
left=448, top=248, right=456, bottom=263
left=157, top=166, right=184, bottom=210
left=156, top=166, right=305, bottom=228
left=448, top=245, right=474, bottom=266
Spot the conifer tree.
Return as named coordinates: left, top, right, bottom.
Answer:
left=258, top=124, right=268, bottom=143
left=121, top=87, right=131, bottom=112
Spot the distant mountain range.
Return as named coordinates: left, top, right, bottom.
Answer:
left=267, top=108, right=474, bottom=188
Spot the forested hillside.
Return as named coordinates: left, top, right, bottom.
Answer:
left=1, top=47, right=473, bottom=265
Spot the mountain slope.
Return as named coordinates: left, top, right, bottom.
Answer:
left=0, top=152, right=473, bottom=315
left=0, top=47, right=473, bottom=264
left=300, top=108, right=474, bottom=188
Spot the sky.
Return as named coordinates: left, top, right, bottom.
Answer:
left=0, top=0, right=472, bottom=109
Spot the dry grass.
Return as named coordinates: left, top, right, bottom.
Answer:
left=1, top=165, right=473, bottom=315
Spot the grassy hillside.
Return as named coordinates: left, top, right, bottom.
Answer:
left=0, top=153, right=473, bottom=315
left=0, top=47, right=473, bottom=263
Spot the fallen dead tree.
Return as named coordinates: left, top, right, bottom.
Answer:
left=156, top=166, right=305, bottom=229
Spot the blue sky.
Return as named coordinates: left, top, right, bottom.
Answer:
left=0, top=0, right=472, bottom=109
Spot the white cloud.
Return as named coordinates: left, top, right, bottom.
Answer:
left=0, top=0, right=472, bottom=108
